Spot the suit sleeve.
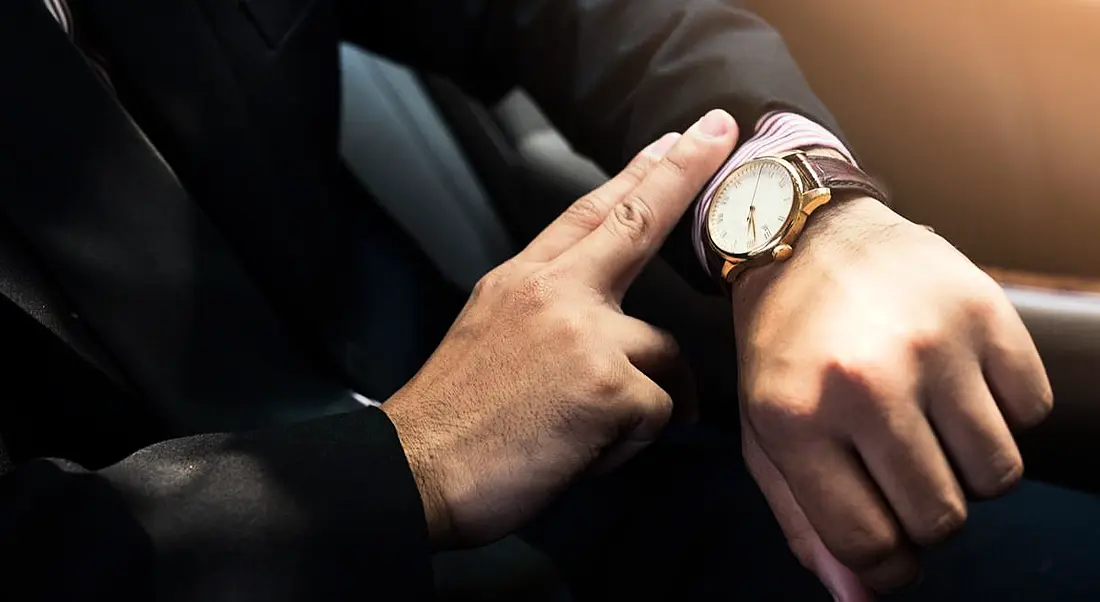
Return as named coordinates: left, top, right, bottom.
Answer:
left=338, top=0, right=841, bottom=290
left=0, top=407, right=434, bottom=602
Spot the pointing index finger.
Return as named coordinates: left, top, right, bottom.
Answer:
left=559, top=110, right=739, bottom=300
left=521, top=132, right=680, bottom=263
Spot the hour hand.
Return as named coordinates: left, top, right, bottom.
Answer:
left=747, top=206, right=757, bottom=244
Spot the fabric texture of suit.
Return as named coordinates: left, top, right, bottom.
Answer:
left=0, top=0, right=838, bottom=599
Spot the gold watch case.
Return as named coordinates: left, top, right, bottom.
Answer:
left=703, top=151, right=833, bottom=283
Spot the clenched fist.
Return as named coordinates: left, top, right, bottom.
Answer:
left=383, top=110, right=740, bottom=549
left=735, top=196, right=1053, bottom=599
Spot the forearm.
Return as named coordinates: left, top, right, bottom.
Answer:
left=502, top=1, right=849, bottom=291
left=2, top=408, right=433, bottom=602
left=510, top=1, right=840, bottom=166
left=339, top=0, right=847, bottom=290
left=339, top=0, right=839, bottom=158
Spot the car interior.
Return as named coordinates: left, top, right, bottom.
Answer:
left=1, top=0, right=1097, bottom=599
left=336, top=1, right=1100, bottom=596
left=343, top=0, right=1100, bottom=493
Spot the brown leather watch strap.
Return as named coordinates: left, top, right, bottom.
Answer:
left=797, top=155, right=888, bottom=205
left=705, top=153, right=888, bottom=297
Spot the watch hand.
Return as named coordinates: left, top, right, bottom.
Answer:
left=748, top=206, right=757, bottom=245
left=746, top=169, right=763, bottom=248
left=748, top=169, right=764, bottom=211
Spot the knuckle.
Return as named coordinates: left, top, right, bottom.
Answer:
left=962, top=282, right=1006, bottom=323
left=744, top=388, right=820, bottom=442
left=647, top=389, right=674, bottom=422
left=832, top=523, right=903, bottom=570
left=472, top=267, right=509, bottom=298
left=657, top=149, right=690, bottom=179
left=911, top=501, right=967, bottom=547
left=563, top=194, right=607, bottom=231
left=968, top=297, right=1000, bottom=324
left=975, top=269, right=1009, bottom=298
left=903, top=327, right=945, bottom=361
left=823, top=353, right=895, bottom=410
left=652, top=327, right=682, bottom=360
left=555, top=312, right=589, bottom=347
left=1035, top=385, right=1055, bottom=421
left=1019, top=386, right=1055, bottom=429
left=607, top=196, right=656, bottom=243
left=625, top=387, right=674, bottom=437
left=621, top=157, right=653, bottom=184
left=972, top=453, right=1024, bottom=499
left=585, top=357, right=627, bottom=398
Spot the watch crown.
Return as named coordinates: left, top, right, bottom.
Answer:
left=772, top=244, right=794, bottom=262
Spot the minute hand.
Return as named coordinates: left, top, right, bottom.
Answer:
left=747, top=169, right=763, bottom=245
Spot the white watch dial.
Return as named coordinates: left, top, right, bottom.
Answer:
left=707, top=159, right=797, bottom=255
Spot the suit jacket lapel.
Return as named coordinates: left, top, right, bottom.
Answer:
left=76, top=0, right=375, bottom=381
left=0, top=0, right=358, bottom=432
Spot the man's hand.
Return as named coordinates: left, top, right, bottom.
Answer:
left=383, top=110, right=740, bottom=550
left=735, top=197, right=1053, bottom=598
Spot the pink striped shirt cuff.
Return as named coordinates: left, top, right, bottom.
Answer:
left=692, top=111, right=854, bottom=275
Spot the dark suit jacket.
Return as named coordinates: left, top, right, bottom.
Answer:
left=0, top=0, right=837, bottom=599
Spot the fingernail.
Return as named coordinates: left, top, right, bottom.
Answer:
left=694, top=109, right=733, bottom=138
left=642, top=132, right=680, bottom=158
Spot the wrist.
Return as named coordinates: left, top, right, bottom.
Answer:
left=804, top=194, right=903, bottom=240
left=693, top=112, right=857, bottom=281
left=381, top=402, right=454, bottom=551
left=732, top=196, right=901, bottom=299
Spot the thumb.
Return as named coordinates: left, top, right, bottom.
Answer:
left=589, top=369, right=674, bottom=474
left=742, top=419, right=873, bottom=602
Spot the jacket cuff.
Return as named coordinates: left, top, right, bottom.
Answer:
left=102, top=407, right=435, bottom=601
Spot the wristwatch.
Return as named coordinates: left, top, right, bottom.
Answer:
left=700, top=149, right=887, bottom=290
